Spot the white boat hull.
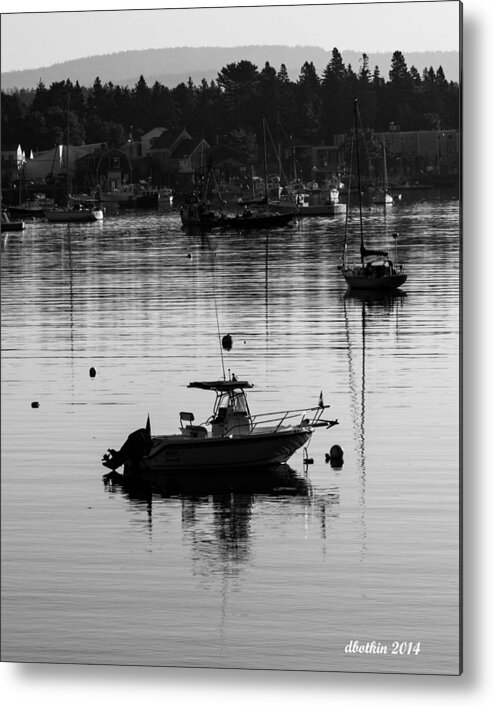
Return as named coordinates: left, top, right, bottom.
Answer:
left=134, top=428, right=312, bottom=475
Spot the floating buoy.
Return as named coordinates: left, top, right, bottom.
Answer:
left=329, top=444, right=344, bottom=460
left=187, top=253, right=192, bottom=259
left=326, top=445, right=344, bottom=468
left=222, top=334, right=232, bottom=351
left=31, top=401, right=39, bottom=408
left=89, top=367, right=96, bottom=378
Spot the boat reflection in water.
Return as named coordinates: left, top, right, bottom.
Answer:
left=343, top=288, right=407, bottom=555
left=103, top=462, right=339, bottom=576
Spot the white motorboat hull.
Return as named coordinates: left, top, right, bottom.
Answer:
left=133, top=428, right=312, bottom=475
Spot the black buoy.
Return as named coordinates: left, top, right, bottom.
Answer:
left=327, top=444, right=344, bottom=468
left=89, top=367, right=96, bottom=378
left=31, top=401, right=39, bottom=408
left=187, top=253, right=192, bottom=259
left=222, top=334, right=232, bottom=351
left=329, top=444, right=344, bottom=460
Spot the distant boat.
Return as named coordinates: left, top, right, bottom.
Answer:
left=180, top=165, right=227, bottom=229
left=45, top=96, right=104, bottom=224
left=222, top=208, right=294, bottom=228
left=270, top=190, right=346, bottom=217
left=1, top=209, right=25, bottom=232
left=7, top=194, right=55, bottom=218
left=340, top=99, right=407, bottom=292
left=222, top=118, right=296, bottom=228
left=96, top=182, right=159, bottom=209
left=372, top=141, right=395, bottom=205
left=102, top=374, right=338, bottom=476
left=44, top=202, right=104, bottom=223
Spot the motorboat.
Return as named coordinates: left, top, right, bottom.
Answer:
left=102, top=374, right=338, bottom=477
left=340, top=99, right=407, bottom=292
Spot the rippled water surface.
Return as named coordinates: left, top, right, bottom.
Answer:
left=1, top=196, right=460, bottom=674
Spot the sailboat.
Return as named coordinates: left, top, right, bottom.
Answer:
left=45, top=98, right=104, bottom=223
left=372, top=141, right=394, bottom=205
left=222, top=118, right=295, bottom=229
left=340, top=99, right=407, bottom=291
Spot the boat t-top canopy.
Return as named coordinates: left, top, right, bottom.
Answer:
left=188, top=380, right=254, bottom=392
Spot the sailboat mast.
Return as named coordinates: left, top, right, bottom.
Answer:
left=354, top=99, right=364, bottom=264
left=262, top=117, right=269, bottom=209
left=66, top=95, right=70, bottom=201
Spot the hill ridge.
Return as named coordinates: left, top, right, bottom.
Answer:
left=1, top=45, right=460, bottom=90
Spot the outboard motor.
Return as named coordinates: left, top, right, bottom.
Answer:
left=102, top=426, right=152, bottom=474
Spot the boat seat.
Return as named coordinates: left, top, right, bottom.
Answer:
left=179, top=411, right=207, bottom=438
left=180, top=411, right=195, bottom=427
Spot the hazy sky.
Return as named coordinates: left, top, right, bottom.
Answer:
left=1, top=1, right=461, bottom=73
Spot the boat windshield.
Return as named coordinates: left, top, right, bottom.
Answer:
left=215, top=390, right=250, bottom=416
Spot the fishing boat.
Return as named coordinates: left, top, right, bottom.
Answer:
left=179, top=194, right=226, bottom=229
left=340, top=99, right=407, bottom=292
left=102, top=374, right=338, bottom=477
left=180, top=166, right=226, bottom=229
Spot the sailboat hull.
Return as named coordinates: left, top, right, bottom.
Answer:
left=45, top=208, right=104, bottom=223
left=223, top=212, right=294, bottom=228
left=343, top=270, right=407, bottom=291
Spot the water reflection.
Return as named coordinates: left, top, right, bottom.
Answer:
left=343, top=290, right=408, bottom=559
left=103, top=463, right=339, bottom=577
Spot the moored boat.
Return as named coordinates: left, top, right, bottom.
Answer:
left=270, top=191, right=346, bottom=216
left=340, top=99, right=407, bottom=292
left=222, top=208, right=295, bottom=228
left=102, top=374, right=338, bottom=477
left=1, top=209, right=25, bottom=232
left=44, top=203, right=104, bottom=223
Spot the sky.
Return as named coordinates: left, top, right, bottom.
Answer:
left=1, top=0, right=461, bottom=73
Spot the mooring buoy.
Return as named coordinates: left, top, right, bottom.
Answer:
left=31, top=401, right=39, bottom=408
left=89, top=367, right=96, bottom=378
left=329, top=444, right=344, bottom=460
left=222, top=334, right=232, bottom=351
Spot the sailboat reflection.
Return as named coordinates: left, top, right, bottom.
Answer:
left=343, top=289, right=407, bottom=556
left=343, top=289, right=407, bottom=472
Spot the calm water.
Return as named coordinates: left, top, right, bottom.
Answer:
left=1, top=195, right=460, bottom=674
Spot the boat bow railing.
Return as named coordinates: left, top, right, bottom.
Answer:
left=225, top=404, right=339, bottom=437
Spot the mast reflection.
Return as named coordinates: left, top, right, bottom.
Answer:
left=343, top=289, right=407, bottom=556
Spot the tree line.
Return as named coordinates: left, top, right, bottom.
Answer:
left=1, top=49, right=459, bottom=156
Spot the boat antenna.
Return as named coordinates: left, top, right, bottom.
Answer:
left=208, top=244, right=227, bottom=380
left=353, top=99, right=365, bottom=265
